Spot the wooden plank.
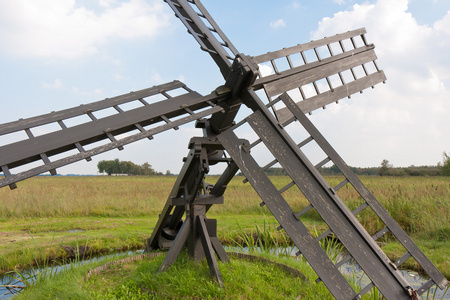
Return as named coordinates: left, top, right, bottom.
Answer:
left=252, top=28, right=367, bottom=64
left=0, top=91, right=205, bottom=169
left=198, top=215, right=224, bottom=287
left=275, top=71, right=386, bottom=123
left=281, top=94, right=449, bottom=290
left=158, top=217, right=191, bottom=271
left=258, top=47, right=378, bottom=98
left=145, top=147, right=198, bottom=251
left=217, top=129, right=357, bottom=300
left=253, top=45, right=375, bottom=90
left=0, top=81, right=186, bottom=136
left=247, top=110, right=411, bottom=299
left=165, top=0, right=235, bottom=79
left=0, top=105, right=223, bottom=189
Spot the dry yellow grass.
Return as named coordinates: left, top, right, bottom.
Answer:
left=0, top=175, right=448, bottom=239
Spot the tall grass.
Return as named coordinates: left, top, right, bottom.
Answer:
left=0, top=232, right=68, bottom=296
left=0, top=176, right=448, bottom=239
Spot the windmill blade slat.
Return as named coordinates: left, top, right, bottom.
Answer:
left=258, top=46, right=379, bottom=98
left=0, top=80, right=187, bottom=136
left=276, top=70, right=387, bottom=122
left=0, top=81, right=231, bottom=188
left=165, top=0, right=239, bottom=79
left=0, top=101, right=225, bottom=189
left=0, top=91, right=199, bottom=168
left=252, top=28, right=367, bottom=64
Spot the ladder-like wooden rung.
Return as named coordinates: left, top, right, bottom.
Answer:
left=74, top=142, right=92, bottom=162
left=357, top=282, right=375, bottom=298
left=372, top=226, right=389, bottom=241
left=134, top=123, right=153, bottom=140
left=113, top=105, right=124, bottom=113
left=351, top=202, right=368, bottom=215
left=262, top=158, right=278, bottom=173
left=314, top=227, right=391, bottom=275
left=139, top=98, right=149, bottom=106
left=417, top=279, right=435, bottom=296
left=171, top=1, right=182, bottom=8
left=316, top=227, right=396, bottom=284
left=394, top=252, right=412, bottom=267
left=182, top=106, right=194, bottom=115
left=298, top=136, right=314, bottom=148
left=315, top=157, right=331, bottom=169
left=25, top=128, right=34, bottom=139
left=40, top=153, right=57, bottom=176
left=294, top=204, right=313, bottom=219
left=161, top=115, right=179, bottom=130
left=335, top=254, right=352, bottom=269
left=315, top=229, right=331, bottom=242
left=249, top=138, right=262, bottom=149
left=58, top=120, right=92, bottom=162
left=279, top=180, right=295, bottom=194
left=85, top=110, right=97, bottom=121
left=160, top=91, right=172, bottom=99
left=1, top=165, right=17, bottom=190
left=200, top=45, right=219, bottom=56
left=105, top=132, right=124, bottom=151
left=333, top=178, right=349, bottom=191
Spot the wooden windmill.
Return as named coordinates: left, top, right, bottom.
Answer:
left=0, top=1, right=447, bottom=299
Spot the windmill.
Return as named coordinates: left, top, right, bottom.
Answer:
left=0, top=1, right=448, bottom=299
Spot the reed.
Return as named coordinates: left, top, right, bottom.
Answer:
left=0, top=175, right=448, bottom=240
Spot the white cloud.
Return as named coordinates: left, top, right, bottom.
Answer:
left=258, top=63, right=275, bottom=77
left=0, top=0, right=170, bottom=59
left=270, top=19, right=286, bottom=29
left=434, top=10, right=450, bottom=36
left=99, top=0, right=117, bottom=8
left=43, top=78, right=64, bottom=89
left=308, top=0, right=450, bottom=166
left=291, top=1, right=301, bottom=9
left=332, top=0, right=346, bottom=5
left=113, top=73, right=123, bottom=81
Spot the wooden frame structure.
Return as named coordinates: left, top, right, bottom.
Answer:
left=0, top=1, right=447, bottom=299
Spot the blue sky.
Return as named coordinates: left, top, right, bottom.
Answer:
left=0, top=0, right=449, bottom=175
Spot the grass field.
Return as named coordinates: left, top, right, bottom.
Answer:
left=0, top=175, right=448, bottom=279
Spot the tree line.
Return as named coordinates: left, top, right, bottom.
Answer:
left=265, top=152, right=450, bottom=177
left=97, top=159, right=170, bottom=176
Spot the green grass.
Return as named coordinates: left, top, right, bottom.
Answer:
left=10, top=250, right=327, bottom=300
left=3, top=220, right=449, bottom=300
left=10, top=253, right=134, bottom=300
left=0, top=175, right=448, bottom=280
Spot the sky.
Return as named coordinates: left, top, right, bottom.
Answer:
left=0, top=0, right=449, bottom=175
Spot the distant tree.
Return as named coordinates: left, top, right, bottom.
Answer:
left=112, top=158, right=121, bottom=174
left=441, top=152, right=450, bottom=176
left=378, top=159, right=392, bottom=176
left=98, top=159, right=158, bottom=176
left=98, top=160, right=115, bottom=175
left=141, top=162, right=156, bottom=176
left=165, top=170, right=171, bottom=176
